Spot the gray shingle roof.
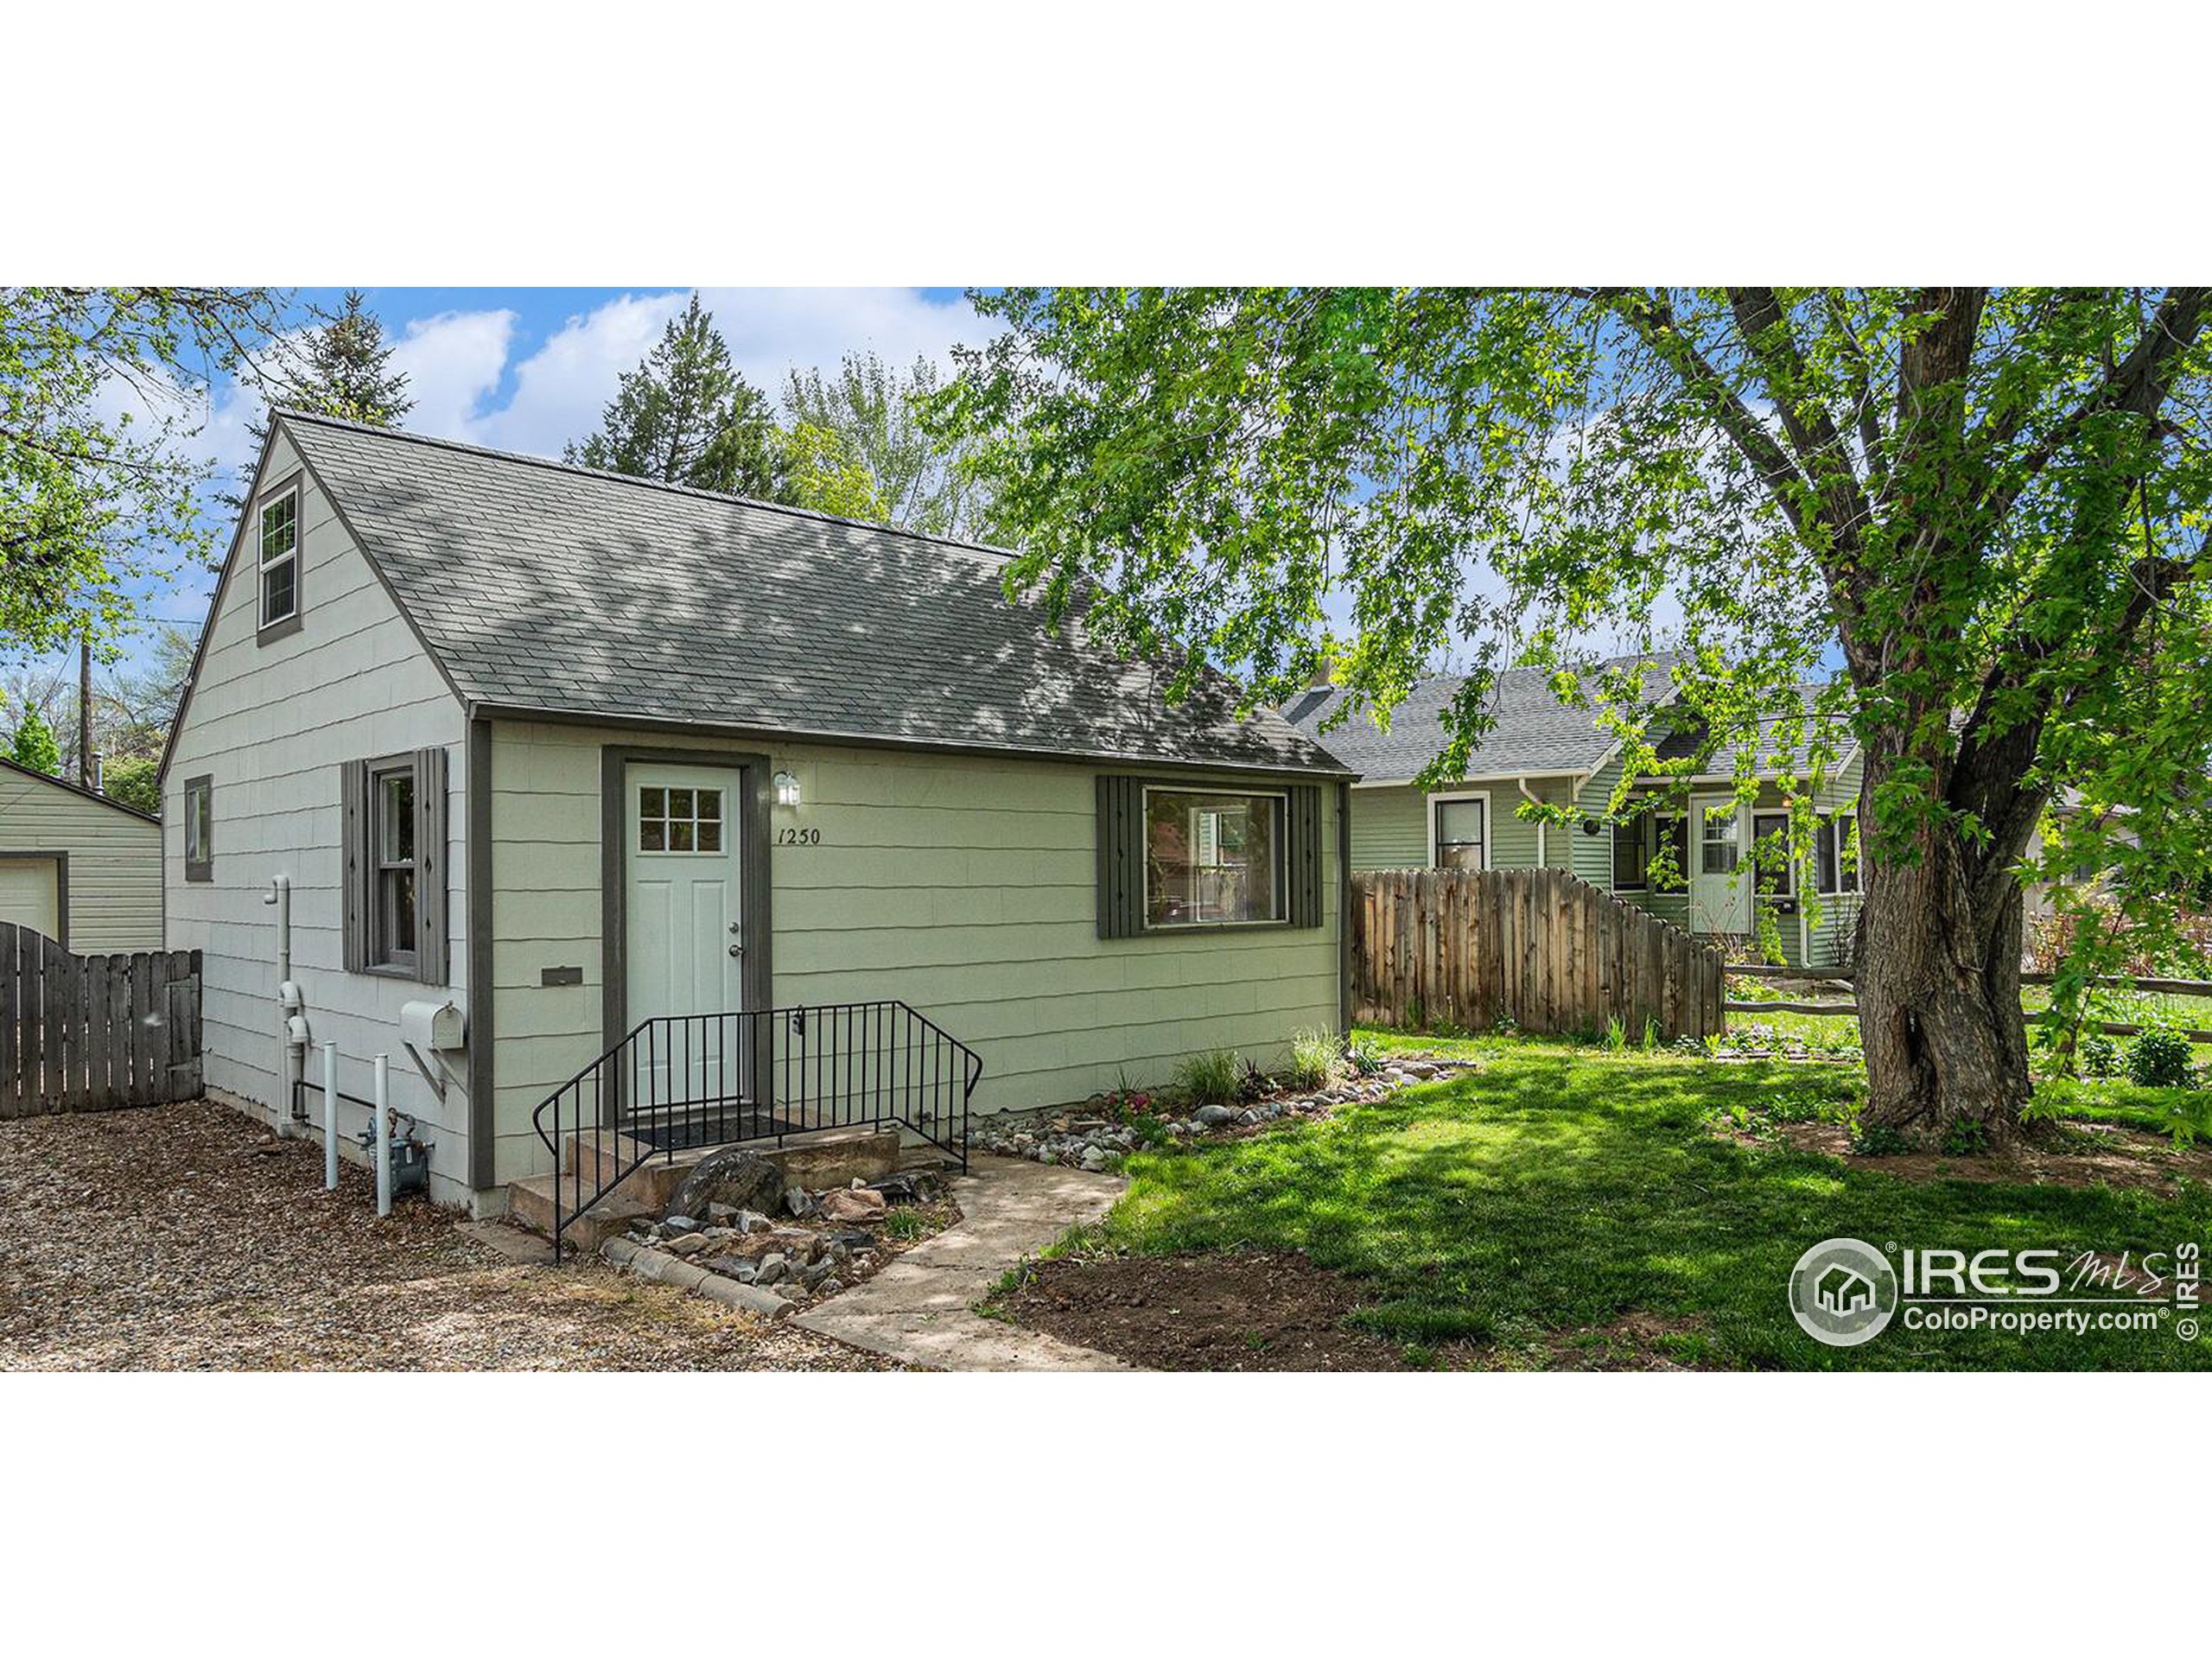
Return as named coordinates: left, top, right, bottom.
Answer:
left=1653, top=687, right=1856, bottom=775
left=280, top=414, right=1345, bottom=776
left=1281, top=656, right=1676, bottom=783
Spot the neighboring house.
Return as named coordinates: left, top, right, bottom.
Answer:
left=1282, top=658, right=1865, bottom=969
left=0, top=756, right=164, bottom=950
left=162, top=413, right=1349, bottom=1213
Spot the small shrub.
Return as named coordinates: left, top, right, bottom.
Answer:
left=1343, top=1032, right=1384, bottom=1076
left=2077, top=1033, right=2122, bottom=1078
left=1234, top=1057, right=1274, bottom=1104
left=1491, top=1009, right=1520, bottom=1037
left=1284, top=1027, right=1339, bottom=1091
left=1174, top=1048, right=1243, bottom=1103
left=884, top=1209, right=929, bottom=1241
left=1939, top=1116, right=1992, bottom=1157
left=1603, top=1015, right=1628, bottom=1051
left=2126, top=1027, right=2195, bottom=1088
left=1851, top=1121, right=1910, bottom=1156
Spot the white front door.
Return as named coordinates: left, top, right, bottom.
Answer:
left=1688, top=794, right=1751, bottom=935
left=626, top=764, right=745, bottom=1113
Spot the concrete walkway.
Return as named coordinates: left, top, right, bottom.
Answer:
left=795, top=1155, right=1129, bottom=1371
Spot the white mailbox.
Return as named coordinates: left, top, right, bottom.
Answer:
left=401, top=999, right=466, bottom=1052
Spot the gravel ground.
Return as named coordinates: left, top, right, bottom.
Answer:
left=0, top=1100, right=902, bottom=1371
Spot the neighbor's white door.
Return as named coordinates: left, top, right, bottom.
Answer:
left=0, top=856, right=61, bottom=940
left=626, top=764, right=745, bottom=1112
left=1688, top=794, right=1751, bottom=935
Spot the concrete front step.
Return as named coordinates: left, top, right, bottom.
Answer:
left=506, top=1172, right=653, bottom=1250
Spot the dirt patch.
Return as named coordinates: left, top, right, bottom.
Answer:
left=0, top=1099, right=903, bottom=1371
left=1780, top=1120, right=2212, bottom=1197
left=995, top=1250, right=1425, bottom=1371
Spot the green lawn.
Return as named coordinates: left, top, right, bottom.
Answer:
left=1082, top=1031, right=2212, bottom=1370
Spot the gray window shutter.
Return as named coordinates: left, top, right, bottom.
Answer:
left=340, top=760, right=368, bottom=974
left=1096, top=775, right=1145, bottom=938
left=413, top=745, right=450, bottom=984
left=1288, top=784, right=1324, bottom=928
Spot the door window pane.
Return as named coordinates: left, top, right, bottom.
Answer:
left=639, top=783, right=727, bottom=855
left=1700, top=808, right=1739, bottom=874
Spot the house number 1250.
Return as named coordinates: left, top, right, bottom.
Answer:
left=777, top=827, right=821, bottom=846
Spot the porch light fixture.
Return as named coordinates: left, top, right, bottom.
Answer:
left=772, top=770, right=801, bottom=808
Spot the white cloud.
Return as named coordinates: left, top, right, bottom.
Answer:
left=389, top=308, right=517, bottom=441
left=696, top=287, right=997, bottom=402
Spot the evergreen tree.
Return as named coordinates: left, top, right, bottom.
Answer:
left=567, top=295, right=790, bottom=500
left=225, top=290, right=412, bottom=521
left=9, top=706, right=60, bottom=775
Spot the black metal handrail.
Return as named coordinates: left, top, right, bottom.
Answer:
left=528, top=1001, right=981, bottom=1257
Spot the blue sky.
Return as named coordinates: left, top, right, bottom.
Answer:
left=84, top=286, right=996, bottom=652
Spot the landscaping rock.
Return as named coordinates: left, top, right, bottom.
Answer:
left=662, top=1149, right=784, bottom=1224
left=663, top=1215, right=700, bottom=1236
left=784, top=1186, right=818, bottom=1219
left=1079, top=1146, right=1110, bottom=1172
left=1194, top=1103, right=1236, bottom=1127
left=818, top=1186, right=888, bottom=1224
left=664, top=1232, right=713, bottom=1257
left=702, top=1254, right=759, bottom=1284
left=756, top=1254, right=791, bottom=1287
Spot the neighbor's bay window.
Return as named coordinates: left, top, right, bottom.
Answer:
left=1815, top=812, right=1860, bottom=896
left=1096, top=777, right=1323, bottom=938
left=342, top=747, right=449, bottom=982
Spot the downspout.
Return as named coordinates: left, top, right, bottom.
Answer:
left=1517, top=778, right=1545, bottom=868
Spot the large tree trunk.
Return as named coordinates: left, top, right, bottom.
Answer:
left=1855, top=830, right=2032, bottom=1138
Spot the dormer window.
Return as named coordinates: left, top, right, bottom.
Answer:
left=257, top=481, right=302, bottom=637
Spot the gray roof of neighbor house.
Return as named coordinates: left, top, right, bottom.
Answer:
left=1280, top=656, right=1677, bottom=784
left=276, top=414, right=1345, bottom=776
left=1652, top=686, right=1857, bottom=777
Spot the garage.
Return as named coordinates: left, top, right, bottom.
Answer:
left=0, top=853, right=63, bottom=940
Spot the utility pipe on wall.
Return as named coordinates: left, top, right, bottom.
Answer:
left=1517, top=778, right=1546, bottom=868
left=264, top=876, right=295, bottom=1135
left=322, top=1041, right=340, bottom=1192
left=373, top=1054, right=392, bottom=1218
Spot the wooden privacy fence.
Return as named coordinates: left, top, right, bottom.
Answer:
left=1351, top=868, right=1726, bottom=1042
left=1, top=923, right=203, bottom=1119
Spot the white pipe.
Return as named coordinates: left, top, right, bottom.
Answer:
left=322, top=1041, right=340, bottom=1192
left=373, top=1053, right=392, bottom=1218
left=264, top=876, right=295, bottom=1135
left=1517, top=778, right=1546, bottom=867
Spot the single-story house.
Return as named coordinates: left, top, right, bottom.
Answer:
left=0, top=756, right=164, bottom=950
left=1281, top=658, right=1865, bottom=969
left=162, top=412, right=1350, bottom=1213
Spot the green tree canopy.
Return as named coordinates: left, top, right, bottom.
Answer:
left=2, top=286, right=284, bottom=652
left=940, top=287, right=2212, bottom=1136
left=786, top=351, right=989, bottom=537
left=9, top=705, right=60, bottom=774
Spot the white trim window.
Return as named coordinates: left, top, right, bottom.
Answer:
left=1815, top=812, right=1860, bottom=895
left=258, top=485, right=301, bottom=630
left=1141, top=786, right=1286, bottom=927
left=1430, top=791, right=1489, bottom=872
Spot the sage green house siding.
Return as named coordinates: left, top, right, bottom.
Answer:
left=486, top=720, right=1344, bottom=1187
left=1346, top=776, right=1576, bottom=873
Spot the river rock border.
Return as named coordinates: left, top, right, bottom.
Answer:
left=972, top=1057, right=1471, bottom=1171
